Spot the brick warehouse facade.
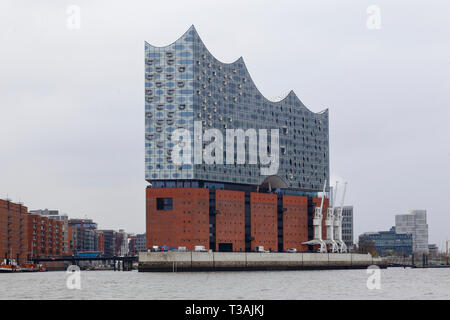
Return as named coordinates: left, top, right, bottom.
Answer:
left=250, top=193, right=278, bottom=252
left=27, top=213, right=64, bottom=259
left=146, top=188, right=209, bottom=251
left=1, top=199, right=69, bottom=262
left=0, top=199, right=28, bottom=263
left=282, top=195, right=309, bottom=252
left=215, top=190, right=245, bottom=252
left=146, top=186, right=329, bottom=253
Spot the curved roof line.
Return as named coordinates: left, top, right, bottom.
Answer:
left=145, top=25, right=326, bottom=115
left=145, top=25, right=195, bottom=49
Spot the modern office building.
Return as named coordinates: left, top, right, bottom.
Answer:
left=428, top=244, right=439, bottom=257
left=395, top=210, right=429, bottom=254
left=68, top=218, right=98, bottom=254
left=359, top=227, right=413, bottom=257
left=97, top=230, right=116, bottom=256
left=0, top=199, right=28, bottom=263
left=136, top=233, right=146, bottom=252
left=145, top=26, right=330, bottom=252
left=341, top=206, right=354, bottom=248
left=128, top=234, right=137, bottom=255
left=115, top=229, right=128, bottom=256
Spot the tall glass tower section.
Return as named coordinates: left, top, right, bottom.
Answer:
left=145, top=26, right=329, bottom=192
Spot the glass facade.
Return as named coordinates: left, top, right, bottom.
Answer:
left=359, top=227, right=413, bottom=257
left=145, top=26, right=329, bottom=192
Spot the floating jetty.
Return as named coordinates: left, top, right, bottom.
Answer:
left=138, top=252, right=387, bottom=272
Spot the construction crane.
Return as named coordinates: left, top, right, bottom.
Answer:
left=324, top=182, right=339, bottom=253
left=334, top=182, right=348, bottom=253
left=303, top=180, right=327, bottom=253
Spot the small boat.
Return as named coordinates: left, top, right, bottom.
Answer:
left=0, top=265, right=15, bottom=273
left=20, top=263, right=40, bottom=272
left=0, top=259, right=21, bottom=273
left=37, top=264, right=46, bottom=272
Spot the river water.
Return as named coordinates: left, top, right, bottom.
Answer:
left=0, top=267, right=449, bottom=300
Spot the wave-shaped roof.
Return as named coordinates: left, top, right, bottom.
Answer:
left=146, top=25, right=328, bottom=116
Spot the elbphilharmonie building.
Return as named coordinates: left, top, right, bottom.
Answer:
left=145, top=26, right=331, bottom=253
left=145, top=26, right=329, bottom=192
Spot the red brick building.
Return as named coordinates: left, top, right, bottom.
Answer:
left=250, top=193, right=278, bottom=251
left=146, top=186, right=330, bottom=253
left=215, top=190, right=245, bottom=252
left=282, top=195, right=309, bottom=252
left=27, top=213, right=64, bottom=259
left=146, top=188, right=209, bottom=251
left=0, top=199, right=28, bottom=263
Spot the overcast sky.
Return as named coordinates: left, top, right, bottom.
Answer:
left=1, top=0, right=449, bottom=249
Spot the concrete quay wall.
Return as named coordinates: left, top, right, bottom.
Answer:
left=138, top=252, right=386, bottom=272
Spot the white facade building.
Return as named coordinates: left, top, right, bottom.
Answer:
left=395, top=210, right=428, bottom=254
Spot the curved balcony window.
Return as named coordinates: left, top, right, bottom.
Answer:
left=146, top=74, right=153, bottom=81
left=178, top=66, right=186, bottom=72
left=166, top=74, right=174, bottom=80
left=178, top=104, right=186, bottom=110
left=156, top=104, right=164, bottom=110
left=167, top=59, right=175, bottom=65
left=177, top=81, right=185, bottom=88
left=155, top=66, right=163, bottom=73
left=145, top=59, right=154, bottom=65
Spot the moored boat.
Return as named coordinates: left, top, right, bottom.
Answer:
left=20, top=263, right=40, bottom=272
left=0, top=259, right=21, bottom=273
